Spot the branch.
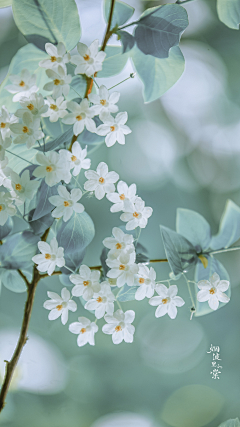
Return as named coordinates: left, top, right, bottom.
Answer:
left=101, top=0, right=116, bottom=52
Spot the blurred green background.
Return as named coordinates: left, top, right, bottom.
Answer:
left=0, top=0, right=240, bottom=426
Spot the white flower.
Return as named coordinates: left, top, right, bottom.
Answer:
left=102, top=309, right=135, bottom=344
left=10, top=170, right=40, bottom=205
left=43, top=65, right=72, bottom=99
left=97, top=112, right=132, bottom=147
left=62, top=99, right=96, bottom=136
left=0, top=157, right=12, bottom=188
left=120, top=198, right=153, bottom=230
left=103, top=227, right=135, bottom=260
left=135, top=265, right=156, bottom=300
left=84, top=162, right=119, bottom=200
left=149, top=284, right=185, bottom=319
left=10, top=112, right=44, bottom=149
left=69, top=317, right=98, bottom=347
left=33, top=151, right=71, bottom=187
left=70, top=265, right=101, bottom=301
left=0, top=191, right=16, bottom=226
left=15, top=93, right=48, bottom=119
left=106, top=251, right=138, bottom=287
left=0, top=133, right=11, bottom=161
left=0, top=105, right=18, bottom=142
left=49, top=185, right=84, bottom=222
left=5, top=69, right=38, bottom=102
left=59, top=141, right=91, bottom=176
left=88, top=85, right=119, bottom=120
left=197, top=272, right=230, bottom=310
left=106, top=180, right=137, bottom=213
left=43, top=288, right=77, bottom=325
left=42, top=96, right=68, bottom=122
left=84, top=282, right=115, bottom=319
left=32, top=237, right=65, bottom=276
left=71, top=39, right=106, bottom=77
left=39, top=42, right=71, bottom=70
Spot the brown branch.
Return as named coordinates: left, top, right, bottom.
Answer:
left=0, top=227, right=51, bottom=413
left=101, top=0, right=116, bottom=52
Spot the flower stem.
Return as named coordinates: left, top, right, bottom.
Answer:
left=108, top=73, right=136, bottom=90
left=183, top=273, right=195, bottom=312
left=210, top=246, right=240, bottom=255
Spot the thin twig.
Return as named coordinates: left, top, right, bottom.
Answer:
left=101, top=0, right=116, bottom=52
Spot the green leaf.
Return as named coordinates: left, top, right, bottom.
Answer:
left=117, top=30, right=135, bottom=53
left=12, top=0, right=81, bottom=51
left=32, top=180, right=58, bottom=221
left=116, top=284, right=138, bottom=301
left=160, top=225, right=198, bottom=276
left=0, top=231, right=38, bottom=269
left=0, top=217, right=13, bottom=240
left=194, top=257, right=231, bottom=317
left=0, top=0, right=11, bottom=7
left=218, top=419, right=240, bottom=427
left=0, top=44, right=48, bottom=112
left=217, top=0, right=240, bottom=29
left=28, top=209, right=54, bottom=235
left=77, top=117, right=105, bottom=145
left=104, top=0, right=134, bottom=28
left=210, top=200, right=240, bottom=250
left=0, top=269, right=27, bottom=293
left=56, top=211, right=95, bottom=272
left=131, top=45, right=185, bottom=102
left=176, top=208, right=211, bottom=252
left=70, top=75, right=87, bottom=99
left=6, top=144, right=38, bottom=174
left=135, top=4, right=188, bottom=59
left=36, top=127, right=73, bottom=152
left=97, top=46, right=129, bottom=77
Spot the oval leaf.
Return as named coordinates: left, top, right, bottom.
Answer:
left=218, top=419, right=240, bottom=427
left=0, top=231, right=38, bottom=269
left=117, top=30, right=135, bottom=53
left=160, top=225, right=198, bottom=276
left=28, top=209, right=54, bottom=236
left=135, top=4, right=188, bottom=59
left=176, top=208, right=212, bottom=252
left=210, top=200, right=240, bottom=250
left=194, top=256, right=231, bottom=317
left=12, top=0, right=81, bottom=51
left=97, top=46, right=129, bottom=77
left=217, top=0, right=240, bottom=29
left=104, top=0, right=134, bottom=28
left=32, top=180, right=58, bottom=221
left=36, top=127, right=73, bottom=152
left=0, top=217, right=13, bottom=240
left=116, top=283, right=138, bottom=301
left=0, top=269, right=27, bottom=293
left=131, top=45, right=185, bottom=103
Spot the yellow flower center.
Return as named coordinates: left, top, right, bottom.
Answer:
left=83, top=54, right=90, bottom=61
left=0, top=122, right=6, bottom=128
left=116, top=243, right=122, bottom=249
left=110, top=126, right=115, bottom=132
left=209, top=288, right=216, bottom=295
left=19, top=80, right=25, bottom=87
left=133, top=212, right=139, bottom=218
left=139, top=278, right=145, bottom=284
left=46, top=166, right=53, bottom=172
left=51, top=56, right=57, bottom=62
left=63, top=201, right=70, bottom=207
left=162, top=298, right=168, bottom=304
left=54, top=79, right=61, bottom=85
left=15, top=183, right=22, bottom=191
left=81, top=328, right=87, bottom=334
left=100, top=99, right=106, bottom=106
left=50, top=104, right=57, bottom=110
left=22, top=126, right=29, bottom=133
left=27, top=103, right=34, bottom=111
left=115, top=325, right=122, bottom=332
left=71, top=155, right=77, bottom=161
left=99, top=177, right=104, bottom=184
left=56, top=304, right=63, bottom=311
left=119, top=264, right=125, bottom=270
left=76, top=115, right=82, bottom=121
left=45, top=253, right=51, bottom=259
left=83, top=280, right=89, bottom=287
left=119, top=193, right=125, bottom=200
left=96, top=297, right=103, bottom=303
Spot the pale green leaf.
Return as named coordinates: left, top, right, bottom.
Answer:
left=218, top=419, right=240, bottom=427
left=217, top=0, right=240, bottom=29
left=104, top=0, right=134, bottom=28
left=116, top=284, right=138, bottom=301
left=176, top=208, right=211, bottom=252
left=0, top=0, right=12, bottom=8
left=210, top=200, right=240, bottom=250
left=131, top=45, right=185, bottom=102
left=12, top=0, right=81, bottom=51
left=0, top=268, right=27, bottom=293
left=97, top=46, right=129, bottom=77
